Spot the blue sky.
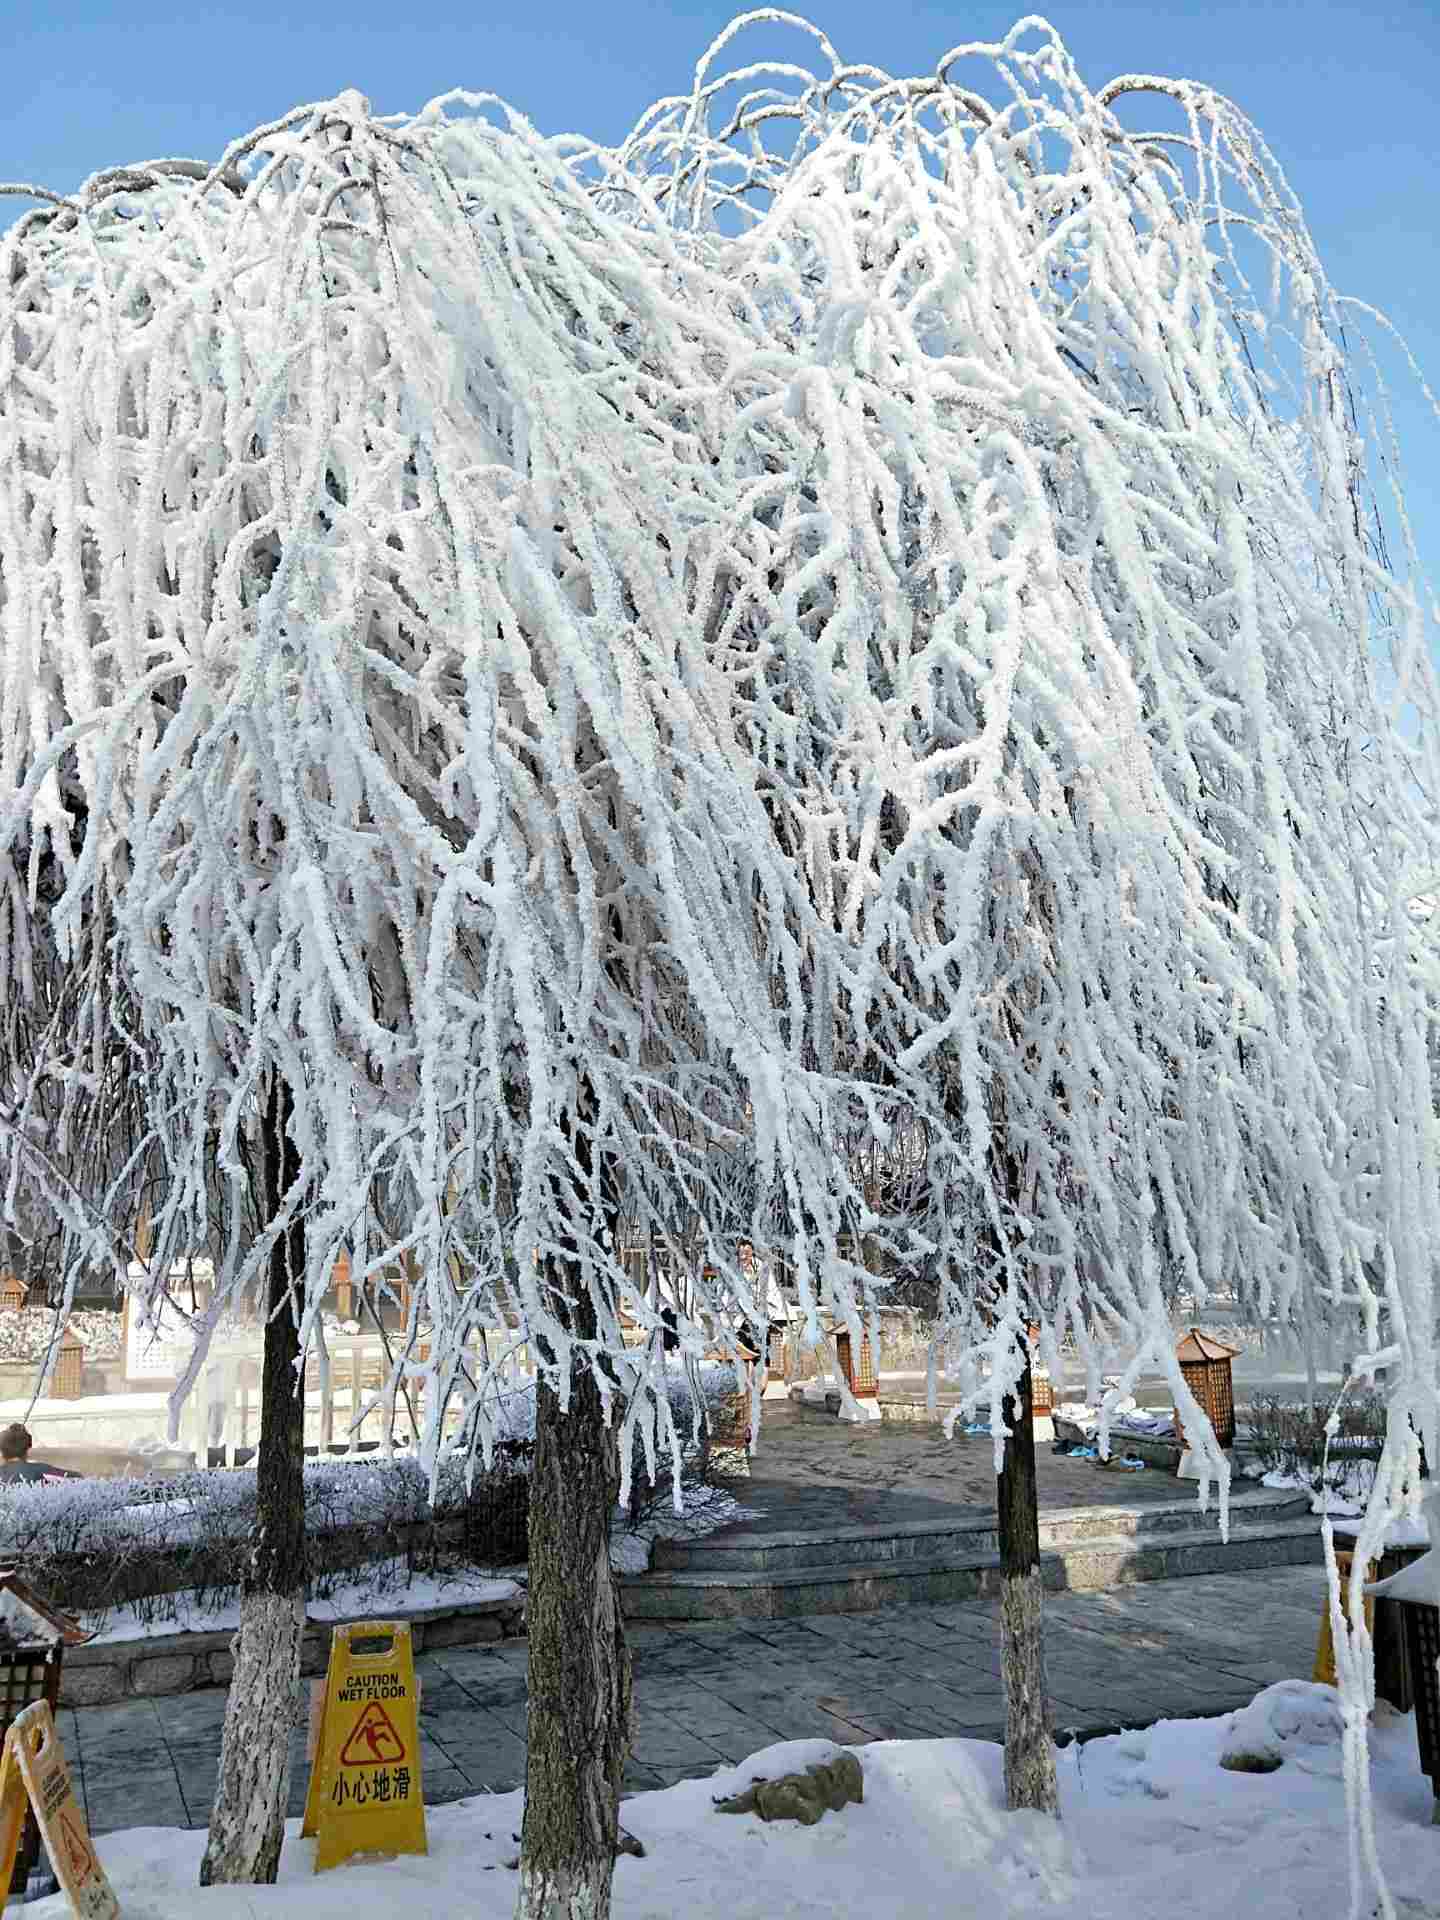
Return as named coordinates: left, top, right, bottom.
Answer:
left=3, top=0, right=1437, bottom=619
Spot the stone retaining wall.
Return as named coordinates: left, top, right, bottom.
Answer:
left=58, top=1593, right=527, bottom=1708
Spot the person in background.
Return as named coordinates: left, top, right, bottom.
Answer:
left=0, top=1424, right=79, bottom=1484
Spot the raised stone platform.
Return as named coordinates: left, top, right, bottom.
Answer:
left=620, top=1486, right=1320, bottom=1619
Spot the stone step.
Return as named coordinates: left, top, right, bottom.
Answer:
left=622, top=1516, right=1323, bottom=1621
left=650, top=1487, right=1311, bottom=1575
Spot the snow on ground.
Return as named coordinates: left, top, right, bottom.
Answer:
left=1260, top=1460, right=1380, bottom=1517
left=31, top=1689, right=1438, bottom=1919
left=83, top=1572, right=523, bottom=1644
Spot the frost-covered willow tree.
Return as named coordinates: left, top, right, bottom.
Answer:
left=3, top=14, right=1439, bottom=1915
left=600, top=10, right=1440, bottom=1884
left=0, top=85, right=932, bottom=1918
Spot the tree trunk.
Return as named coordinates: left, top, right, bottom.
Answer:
left=201, top=1075, right=308, bottom=1885
left=518, top=1088, right=633, bottom=1920
left=517, top=1337, right=631, bottom=1920
left=997, top=1341, right=1060, bottom=1816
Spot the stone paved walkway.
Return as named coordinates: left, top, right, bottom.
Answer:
left=51, top=1564, right=1329, bottom=1839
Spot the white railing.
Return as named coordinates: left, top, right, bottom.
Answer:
left=176, top=1329, right=529, bottom=1463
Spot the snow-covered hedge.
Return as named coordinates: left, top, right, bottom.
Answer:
left=1240, top=1391, right=1392, bottom=1514
left=0, top=1446, right=533, bottom=1625
left=0, top=1308, right=122, bottom=1363
left=1243, top=1393, right=1387, bottom=1474
left=0, top=1362, right=743, bottom=1628
left=458, top=1360, right=741, bottom=1447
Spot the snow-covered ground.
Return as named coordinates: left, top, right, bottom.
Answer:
left=32, top=1689, right=1438, bottom=1918
left=1256, top=1458, right=1391, bottom=1519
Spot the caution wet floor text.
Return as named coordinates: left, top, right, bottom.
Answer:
left=0, top=1701, right=119, bottom=1918
left=304, top=1620, right=427, bottom=1872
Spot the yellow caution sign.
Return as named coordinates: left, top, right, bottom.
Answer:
left=0, top=1720, right=31, bottom=1898
left=1, top=1701, right=120, bottom=1919
left=1313, top=1548, right=1375, bottom=1687
left=304, top=1620, right=427, bottom=1873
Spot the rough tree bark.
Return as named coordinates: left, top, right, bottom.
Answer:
left=997, top=1338, right=1060, bottom=1816
left=201, top=1074, right=308, bottom=1884
left=517, top=1093, right=633, bottom=1920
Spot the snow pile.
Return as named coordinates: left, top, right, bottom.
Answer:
left=1218, top=1681, right=1346, bottom=1776
left=86, top=1570, right=523, bottom=1645
left=609, top=1486, right=757, bottom=1576
left=1364, top=1486, right=1440, bottom=1604
left=1260, top=1458, right=1379, bottom=1517
left=27, top=1701, right=1437, bottom=1920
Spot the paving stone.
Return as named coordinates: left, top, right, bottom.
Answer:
left=444, top=1748, right=527, bottom=1793
left=421, top=1705, right=501, bottom=1746
left=80, top=1748, right=177, bottom=1790
left=422, top=1766, right=475, bottom=1806
left=662, top=1695, right=773, bottom=1738
left=69, top=1701, right=165, bottom=1739
left=832, top=1705, right=910, bottom=1740
left=700, top=1724, right=806, bottom=1763
left=884, top=1616, right=973, bottom=1654
left=632, top=1736, right=727, bottom=1772
left=887, top=1699, right=992, bottom=1738
left=651, top=1761, right=726, bottom=1788
left=86, top=1783, right=187, bottom=1837
left=424, top=1613, right=504, bottom=1649
left=176, top=1770, right=220, bottom=1825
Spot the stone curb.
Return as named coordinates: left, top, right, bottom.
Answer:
left=59, top=1589, right=528, bottom=1708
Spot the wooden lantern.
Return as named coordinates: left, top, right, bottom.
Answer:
left=332, top=1247, right=352, bottom=1321
left=1026, top=1324, right=1053, bottom=1414
left=50, top=1329, right=86, bottom=1401
left=832, top=1328, right=879, bottom=1399
left=1174, top=1327, right=1240, bottom=1449
left=0, top=1274, right=27, bottom=1313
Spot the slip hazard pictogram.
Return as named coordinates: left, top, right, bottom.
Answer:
left=339, top=1701, right=406, bottom=1769
left=58, top=1809, right=94, bottom=1884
